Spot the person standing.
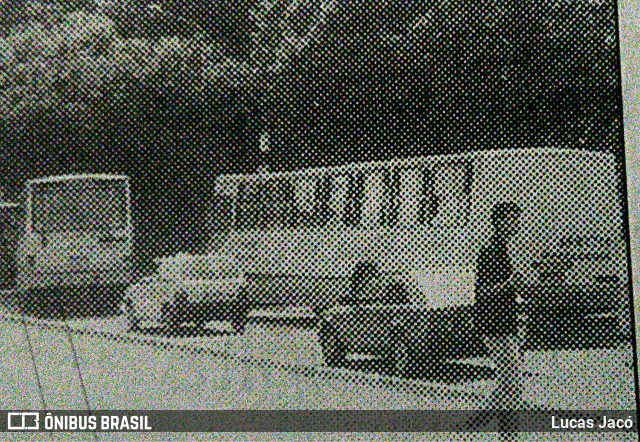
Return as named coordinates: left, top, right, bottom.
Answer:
left=475, top=202, right=529, bottom=423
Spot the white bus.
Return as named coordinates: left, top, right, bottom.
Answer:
left=14, top=174, right=133, bottom=317
left=214, top=148, right=627, bottom=284
left=212, top=148, right=630, bottom=368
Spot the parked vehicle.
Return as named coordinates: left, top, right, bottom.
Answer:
left=318, top=262, right=479, bottom=375
left=318, top=261, right=626, bottom=377
left=14, top=174, right=133, bottom=317
left=121, top=251, right=248, bottom=333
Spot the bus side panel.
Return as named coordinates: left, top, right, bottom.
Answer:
left=0, top=206, right=21, bottom=290
left=229, top=225, right=478, bottom=307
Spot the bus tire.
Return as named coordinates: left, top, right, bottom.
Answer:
left=161, top=301, right=184, bottom=336
left=320, top=322, right=346, bottom=368
left=230, top=297, right=249, bottom=335
left=121, top=300, right=141, bottom=332
left=15, top=289, right=31, bottom=315
left=19, top=288, right=58, bottom=319
left=231, top=314, right=247, bottom=335
left=390, top=334, right=410, bottom=378
left=167, top=312, right=184, bottom=335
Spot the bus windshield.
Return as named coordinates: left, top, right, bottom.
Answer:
left=30, top=178, right=129, bottom=234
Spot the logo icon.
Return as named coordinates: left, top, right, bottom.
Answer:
left=7, top=412, right=40, bottom=430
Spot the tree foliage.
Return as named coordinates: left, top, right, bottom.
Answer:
left=0, top=0, right=337, bottom=122
left=270, top=0, right=621, bottom=160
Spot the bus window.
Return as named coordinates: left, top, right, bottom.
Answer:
left=397, top=167, right=422, bottom=227
left=381, top=168, right=400, bottom=227
left=361, top=170, right=384, bottom=228
left=256, top=180, right=269, bottom=229
left=430, top=162, right=469, bottom=228
left=418, top=168, right=437, bottom=226
left=294, top=176, right=318, bottom=227
left=213, top=178, right=237, bottom=232
left=344, top=172, right=365, bottom=227
left=263, top=179, right=276, bottom=228
left=236, top=178, right=262, bottom=230
left=32, top=179, right=128, bottom=234
left=264, top=178, right=294, bottom=229
left=314, top=174, right=332, bottom=228
left=328, top=174, right=349, bottom=227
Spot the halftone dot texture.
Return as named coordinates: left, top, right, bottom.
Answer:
left=0, top=0, right=635, bottom=434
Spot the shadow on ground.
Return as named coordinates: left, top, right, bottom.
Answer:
left=338, top=359, right=496, bottom=384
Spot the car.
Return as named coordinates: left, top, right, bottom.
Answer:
left=121, top=252, right=248, bottom=334
left=318, top=263, right=481, bottom=377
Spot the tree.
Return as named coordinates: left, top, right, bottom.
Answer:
left=0, top=0, right=337, bottom=122
left=269, top=0, right=621, bottom=159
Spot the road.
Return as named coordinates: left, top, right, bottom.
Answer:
left=1, top=306, right=637, bottom=441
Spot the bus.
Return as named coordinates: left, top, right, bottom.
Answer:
left=13, top=174, right=133, bottom=317
left=212, top=148, right=630, bottom=367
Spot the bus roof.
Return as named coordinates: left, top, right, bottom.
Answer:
left=27, top=174, right=129, bottom=186
left=216, top=147, right=615, bottom=182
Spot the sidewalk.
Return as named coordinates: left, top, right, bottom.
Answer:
left=1, top=305, right=636, bottom=410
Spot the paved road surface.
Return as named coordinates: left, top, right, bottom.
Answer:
left=1, top=308, right=636, bottom=441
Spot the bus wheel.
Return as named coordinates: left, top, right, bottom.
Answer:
left=165, top=314, right=184, bottom=336
left=161, top=302, right=184, bottom=336
left=20, top=289, right=55, bottom=319
left=320, top=323, right=346, bottom=368
left=231, top=314, right=247, bottom=335
left=390, top=334, right=410, bottom=378
left=121, top=301, right=141, bottom=332
left=16, top=290, right=32, bottom=316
